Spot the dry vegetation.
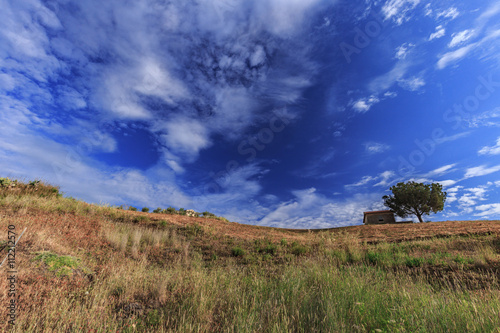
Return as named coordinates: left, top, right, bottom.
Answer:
left=0, top=179, right=499, bottom=332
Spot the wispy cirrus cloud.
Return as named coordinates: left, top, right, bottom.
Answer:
left=423, top=164, right=457, bottom=177
left=478, top=137, right=500, bottom=155
left=395, top=42, right=415, bottom=59
left=436, top=7, right=460, bottom=20
left=0, top=0, right=327, bottom=219
left=437, top=3, right=500, bottom=69
left=364, top=142, right=391, bottom=154
left=464, top=165, right=500, bottom=179
left=448, top=29, right=476, bottom=48
left=382, top=0, right=421, bottom=25
left=429, top=25, right=446, bottom=41
left=345, top=176, right=375, bottom=188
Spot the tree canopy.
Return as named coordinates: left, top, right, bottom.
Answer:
left=382, top=181, right=447, bottom=223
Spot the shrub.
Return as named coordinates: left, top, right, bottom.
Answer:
left=291, top=243, right=308, bottom=256
left=280, top=238, right=288, bottom=246
left=129, top=206, right=138, bottom=211
left=0, top=177, right=12, bottom=188
left=133, top=216, right=150, bottom=223
left=142, top=207, right=150, bottom=213
left=202, top=211, right=216, bottom=217
left=179, top=208, right=186, bottom=215
left=231, top=247, right=245, bottom=257
left=185, top=224, right=203, bottom=237
left=166, top=207, right=176, bottom=214
left=152, top=207, right=162, bottom=213
left=259, top=243, right=277, bottom=255
left=29, top=180, right=41, bottom=187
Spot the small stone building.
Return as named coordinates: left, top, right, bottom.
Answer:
left=363, top=210, right=396, bottom=225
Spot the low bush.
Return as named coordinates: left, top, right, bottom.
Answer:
left=291, top=243, right=308, bottom=256
left=259, top=243, right=278, bottom=255
left=202, top=211, right=216, bottom=217
left=231, top=247, right=245, bottom=257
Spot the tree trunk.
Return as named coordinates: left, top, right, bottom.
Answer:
left=416, top=212, right=423, bottom=223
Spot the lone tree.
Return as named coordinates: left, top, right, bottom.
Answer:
left=382, top=181, right=447, bottom=223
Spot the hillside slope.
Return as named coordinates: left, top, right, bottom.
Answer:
left=0, top=181, right=499, bottom=332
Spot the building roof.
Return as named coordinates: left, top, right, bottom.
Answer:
left=363, top=210, right=393, bottom=215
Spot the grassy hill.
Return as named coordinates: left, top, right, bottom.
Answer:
left=0, top=179, right=499, bottom=332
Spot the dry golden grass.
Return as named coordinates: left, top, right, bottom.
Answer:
left=0, top=181, right=499, bottom=332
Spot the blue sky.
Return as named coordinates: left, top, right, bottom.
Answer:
left=1, top=0, right=500, bottom=228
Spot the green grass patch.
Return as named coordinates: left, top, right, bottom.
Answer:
left=33, top=252, right=87, bottom=277
left=231, top=247, right=245, bottom=257
left=405, top=256, right=425, bottom=268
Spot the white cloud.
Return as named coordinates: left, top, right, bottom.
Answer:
left=445, top=185, right=463, bottom=203
left=424, top=4, right=432, bottom=17
left=437, top=27, right=500, bottom=69
left=467, top=107, right=500, bottom=128
left=448, top=30, right=476, bottom=48
left=369, top=61, right=409, bottom=92
left=398, top=76, right=425, bottom=91
left=438, top=179, right=458, bottom=187
left=365, top=142, right=391, bottom=154
left=436, top=7, right=459, bottom=20
left=0, top=73, right=17, bottom=91
left=475, top=203, right=500, bottom=217
left=429, top=25, right=446, bottom=41
left=395, top=43, right=415, bottom=59
left=352, top=95, right=379, bottom=112
left=457, top=186, right=488, bottom=209
left=160, top=117, right=212, bottom=159
left=345, top=176, right=375, bottom=188
left=447, top=186, right=463, bottom=193
left=424, top=163, right=457, bottom=177
left=374, top=170, right=396, bottom=187
left=438, top=131, right=470, bottom=143
left=0, top=0, right=322, bottom=182
left=464, top=165, right=500, bottom=179
left=478, top=137, right=500, bottom=155
left=258, top=189, right=385, bottom=228
left=382, top=0, right=421, bottom=25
